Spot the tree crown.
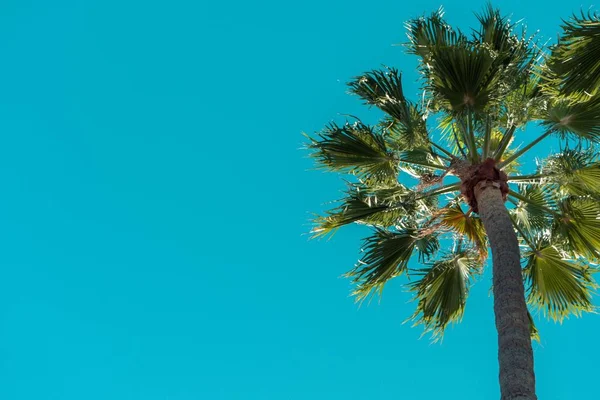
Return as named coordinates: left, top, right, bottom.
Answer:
left=306, top=6, right=600, bottom=340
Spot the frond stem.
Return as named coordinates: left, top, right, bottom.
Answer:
left=399, top=158, right=448, bottom=171
left=483, top=116, right=492, bottom=159
left=507, top=173, right=548, bottom=182
left=508, top=189, right=561, bottom=218
left=451, top=124, right=468, bottom=159
left=493, top=125, right=517, bottom=162
left=467, top=110, right=479, bottom=163
left=415, top=183, right=461, bottom=201
left=458, top=116, right=478, bottom=163
left=430, top=141, right=455, bottom=160
left=498, top=130, right=553, bottom=168
left=508, top=213, right=536, bottom=250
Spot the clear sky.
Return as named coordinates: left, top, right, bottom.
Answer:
left=0, top=1, right=597, bottom=399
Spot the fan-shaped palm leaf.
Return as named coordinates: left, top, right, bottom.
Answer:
left=541, top=149, right=600, bottom=197
left=510, top=185, right=554, bottom=231
left=405, top=8, right=465, bottom=61
left=542, top=94, right=600, bottom=141
left=523, top=244, right=597, bottom=321
left=439, top=203, right=488, bottom=258
left=408, top=250, right=482, bottom=339
left=347, top=228, right=439, bottom=301
left=398, top=148, right=448, bottom=172
left=427, top=44, right=499, bottom=113
left=546, top=12, right=600, bottom=94
left=307, top=121, right=398, bottom=180
left=348, top=68, right=429, bottom=149
left=312, top=184, right=414, bottom=238
left=473, top=4, right=538, bottom=84
left=553, top=197, right=600, bottom=260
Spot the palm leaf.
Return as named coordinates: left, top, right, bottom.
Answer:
left=524, top=244, right=597, bottom=321
left=500, top=74, right=545, bottom=127
left=312, top=184, right=411, bottom=237
left=437, top=113, right=471, bottom=158
left=397, top=148, right=448, bottom=174
left=408, top=6, right=537, bottom=113
left=546, top=12, right=600, bottom=94
left=510, top=185, right=554, bottom=231
left=307, top=121, right=398, bottom=180
left=408, top=250, right=482, bottom=340
left=427, top=44, right=499, bottom=113
left=405, top=8, right=465, bottom=61
left=347, top=228, right=439, bottom=301
left=439, top=203, right=488, bottom=258
left=542, top=94, right=600, bottom=141
left=540, top=149, right=600, bottom=197
left=349, top=68, right=429, bottom=149
left=553, top=197, right=600, bottom=260
left=473, top=4, right=539, bottom=84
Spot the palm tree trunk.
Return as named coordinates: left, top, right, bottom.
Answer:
left=475, top=181, right=536, bottom=400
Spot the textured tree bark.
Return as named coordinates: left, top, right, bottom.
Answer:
left=475, top=180, right=536, bottom=400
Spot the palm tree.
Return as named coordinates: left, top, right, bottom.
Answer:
left=306, top=7, right=600, bottom=400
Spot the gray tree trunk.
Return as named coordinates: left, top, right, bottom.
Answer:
left=475, top=181, right=536, bottom=400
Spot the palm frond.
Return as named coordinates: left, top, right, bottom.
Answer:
left=500, top=74, right=545, bottom=127
left=473, top=4, right=539, bottom=82
left=427, top=44, right=499, bottom=113
left=542, top=94, right=600, bottom=141
left=524, top=244, right=597, bottom=321
left=553, top=197, right=600, bottom=260
left=546, top=11, right=600, bottom=94
left=307, top=121, right=398, bottom=180
left=349, top=68, right=429, bottom=149
left=311, top=184, right=412, bottom=238
left=438, top=113, right=468, bottom=157
left=397, top=148, right=448, bottom=174
left=408, top=250, right=482, bottom=340
left=405, top=8, right=465, bottom=61
left=347, top=228, right=439, bottom=301
left=408, top=6, right=537, bottom=113
left=440, top=203, right=488, bottom=258
left=510, top=185, right=554, bottom=231
left=541, top=149, right=600, bottom=197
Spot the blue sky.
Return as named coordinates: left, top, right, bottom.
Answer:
left=0, top=1, right=597, bottom=399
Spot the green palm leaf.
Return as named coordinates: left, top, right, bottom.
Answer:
left=407, top=10, right=499, bottom=112
left=312, top=184, right=411, bottom=238
left=546, top=12, right=600, bottom=94
left=473, top=5, right=538, bottom=83
left=307, top=121, right=398, bottom=180
left=542, top=94, right=600, bottom=141
left=398, top=148, right=448, bottom=173
left=524, top=244, right=597, bottom=321
left=427, top=44, right=499, bottom=113
left=349, top=68, right=429, bottom=149
left=553, top=197, right=600, bottom=260
left=407, top=6, right=537, bottom=114
left=406, top=8, right=465, bottom=61
left=510, top=185, right=553, bottom=231
left=439, top=203, right=488, bottom=258
left=500, top=76, right=544, bottom=127
left=347, top=228, right=439, bottom=301
left=541, top=149, right=600, bottom=197
left=408, top=250, right=482, bottom=339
